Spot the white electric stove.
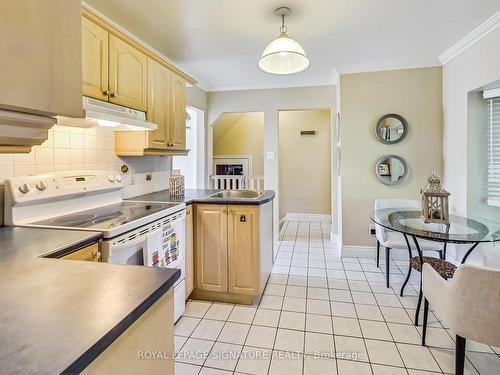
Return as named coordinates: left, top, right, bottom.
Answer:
left=4, top=170, right=186, bottom=321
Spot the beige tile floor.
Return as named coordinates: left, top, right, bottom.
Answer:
left=174, top=220, right=500, bottom=375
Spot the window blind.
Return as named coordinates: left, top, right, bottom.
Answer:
left=487, top=96, right=500, bottom=206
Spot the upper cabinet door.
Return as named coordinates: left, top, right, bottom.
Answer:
left=108, top=35, right=147, bottom=111
left=81, top=17, right=109, bottom=101
left=168, top=72, right=187, bottom=150
left=147, top=58, right=170, bottom=149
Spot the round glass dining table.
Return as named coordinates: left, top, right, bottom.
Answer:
left=371, top=208, right=500, bottom=326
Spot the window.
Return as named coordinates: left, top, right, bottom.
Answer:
left=487, top=94, right=500, bottom=206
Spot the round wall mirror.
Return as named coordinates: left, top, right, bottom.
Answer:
left=375, top=114, right=408, bottom=144
left=375, top=155, right=409, bottom=185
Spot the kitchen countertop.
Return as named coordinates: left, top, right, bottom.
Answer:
left=0, top=227, right=180, bottom=375
left=128, top=188, right=275, bottom=206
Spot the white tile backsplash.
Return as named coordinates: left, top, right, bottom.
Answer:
left=0, top=125, right=172, bottom=199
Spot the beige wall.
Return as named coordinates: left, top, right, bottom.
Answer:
left=340, top=67, right=443, bottom=247
left=279, top=110, right=331, bottom=219
left=213, top=112, right=264, bottom=176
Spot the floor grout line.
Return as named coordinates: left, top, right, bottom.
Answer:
left=174, top=220, right=497, bottom=375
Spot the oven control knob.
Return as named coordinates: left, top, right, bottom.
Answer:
left=36, top=181, right=48, bottom=191
left=107, top=175, right=115, bottom=182
left=115, top=175, right=122, bottom=182
left=18, top=183, right=30, bottom=194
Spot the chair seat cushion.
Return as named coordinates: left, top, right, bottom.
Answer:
left=383, top=232, right=443, bottom=252
left=410, top=256, right=456, bottom=279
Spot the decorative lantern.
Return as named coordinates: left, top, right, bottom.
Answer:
left=421, top=172, right=450, bottom=225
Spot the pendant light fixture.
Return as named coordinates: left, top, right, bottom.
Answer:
left=258, top=7, right=310, bottom=75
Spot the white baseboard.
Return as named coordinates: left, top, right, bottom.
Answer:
left=330, top=232, right=337, bottom=243
left=341, top=245, right=412, bottom=259
left=284, top=213, right=332, bottom=223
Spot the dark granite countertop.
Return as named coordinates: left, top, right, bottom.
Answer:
left=128, top=188, right=275, bottom=206
left=0, top=227, right=180, bottom=375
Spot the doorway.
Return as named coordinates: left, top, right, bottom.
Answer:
left=278, top=109, right=332, bottom=222
left=211, top=112, right=264, bottom=189
left=172, top=106, right=205, bottom=189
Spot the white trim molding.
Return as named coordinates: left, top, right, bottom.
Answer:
left=341, top=245, right=412, bottom=259
left=283, top=213, right=332, bottom=223
left=439, top=10, right=500, bottom=65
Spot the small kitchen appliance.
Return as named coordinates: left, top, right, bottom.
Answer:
left=4, top=170, right=186, bottom=321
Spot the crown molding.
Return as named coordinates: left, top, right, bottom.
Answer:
left=439, top=9, right=500, bottom=65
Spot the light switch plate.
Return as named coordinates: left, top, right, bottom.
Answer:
left=266, top=152, right=275, bottom=160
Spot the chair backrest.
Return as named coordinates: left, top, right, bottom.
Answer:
left=448, top=264, right=500, bottom=346
left=374, top=199, right=420, bottom=243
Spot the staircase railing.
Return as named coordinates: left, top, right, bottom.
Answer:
left=210, top=175, right=264, bottom=191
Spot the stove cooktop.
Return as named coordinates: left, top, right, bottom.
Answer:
left=32, top=201, right=179, bottom=231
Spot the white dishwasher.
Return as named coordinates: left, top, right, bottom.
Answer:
left=101, top=209, right=186, bottom=322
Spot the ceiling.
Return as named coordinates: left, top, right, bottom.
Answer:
left=84, top=0, right=500, bottom=91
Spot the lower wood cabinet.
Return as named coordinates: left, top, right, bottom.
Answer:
left=227, top=205, right=260, bottom=295
left=185, top=204, right=194, bottom=298
left=60, top=243, right=101, bottom=262
left=193, top=203, right=273, bottom=303
left=195, top=204, right=228, bottom=293
left=82, top=289, right=174, bottom=375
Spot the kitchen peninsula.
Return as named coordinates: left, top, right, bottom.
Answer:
left=129, top=189, right=275, bottom=304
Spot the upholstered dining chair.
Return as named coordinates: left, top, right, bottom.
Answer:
left=421, top=263, right=500, bottom=375
left=374, top=199, right=443, bottom=289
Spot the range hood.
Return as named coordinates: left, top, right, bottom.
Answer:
left=57, top=97, right=157, bottom=131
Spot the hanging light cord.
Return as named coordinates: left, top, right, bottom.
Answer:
left=280, top=14, right=288, bottom=35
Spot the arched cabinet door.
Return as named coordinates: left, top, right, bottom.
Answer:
left=108, top=34, right=147, bottom=111
left=147, top=58, right=170, bottom=149
left=168, top=72, right=187, bottom=150
left=81, top=17, right=109, bottom=101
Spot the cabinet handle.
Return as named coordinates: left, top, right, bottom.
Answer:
left=102, top=89, right=110, bottom=96
left=91, top=251, right=101, bottom=261
left=110, top=92, right=117, bottom=98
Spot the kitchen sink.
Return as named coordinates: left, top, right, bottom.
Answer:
left=210, top=190, right=264, bottom=199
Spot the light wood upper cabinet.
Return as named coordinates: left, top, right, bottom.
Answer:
left=228, top=206, right=260, bottom=295
left=185, top=205, right=194, bottom=298
left=81, top=10, right=191, bottom=155
left=169, top=72, right=187, bottom=150
left=195, top=204, right=228, bottom=293
left=108, top=35, right=148, bottom=111
left=147, top=58, right=170, bottom=149
left=81, top=17, right=109, bottom=101
left=0, top=0, right=82, bottom=117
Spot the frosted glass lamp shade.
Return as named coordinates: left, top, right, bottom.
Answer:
left=258, top=34, right=310, bottom=75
